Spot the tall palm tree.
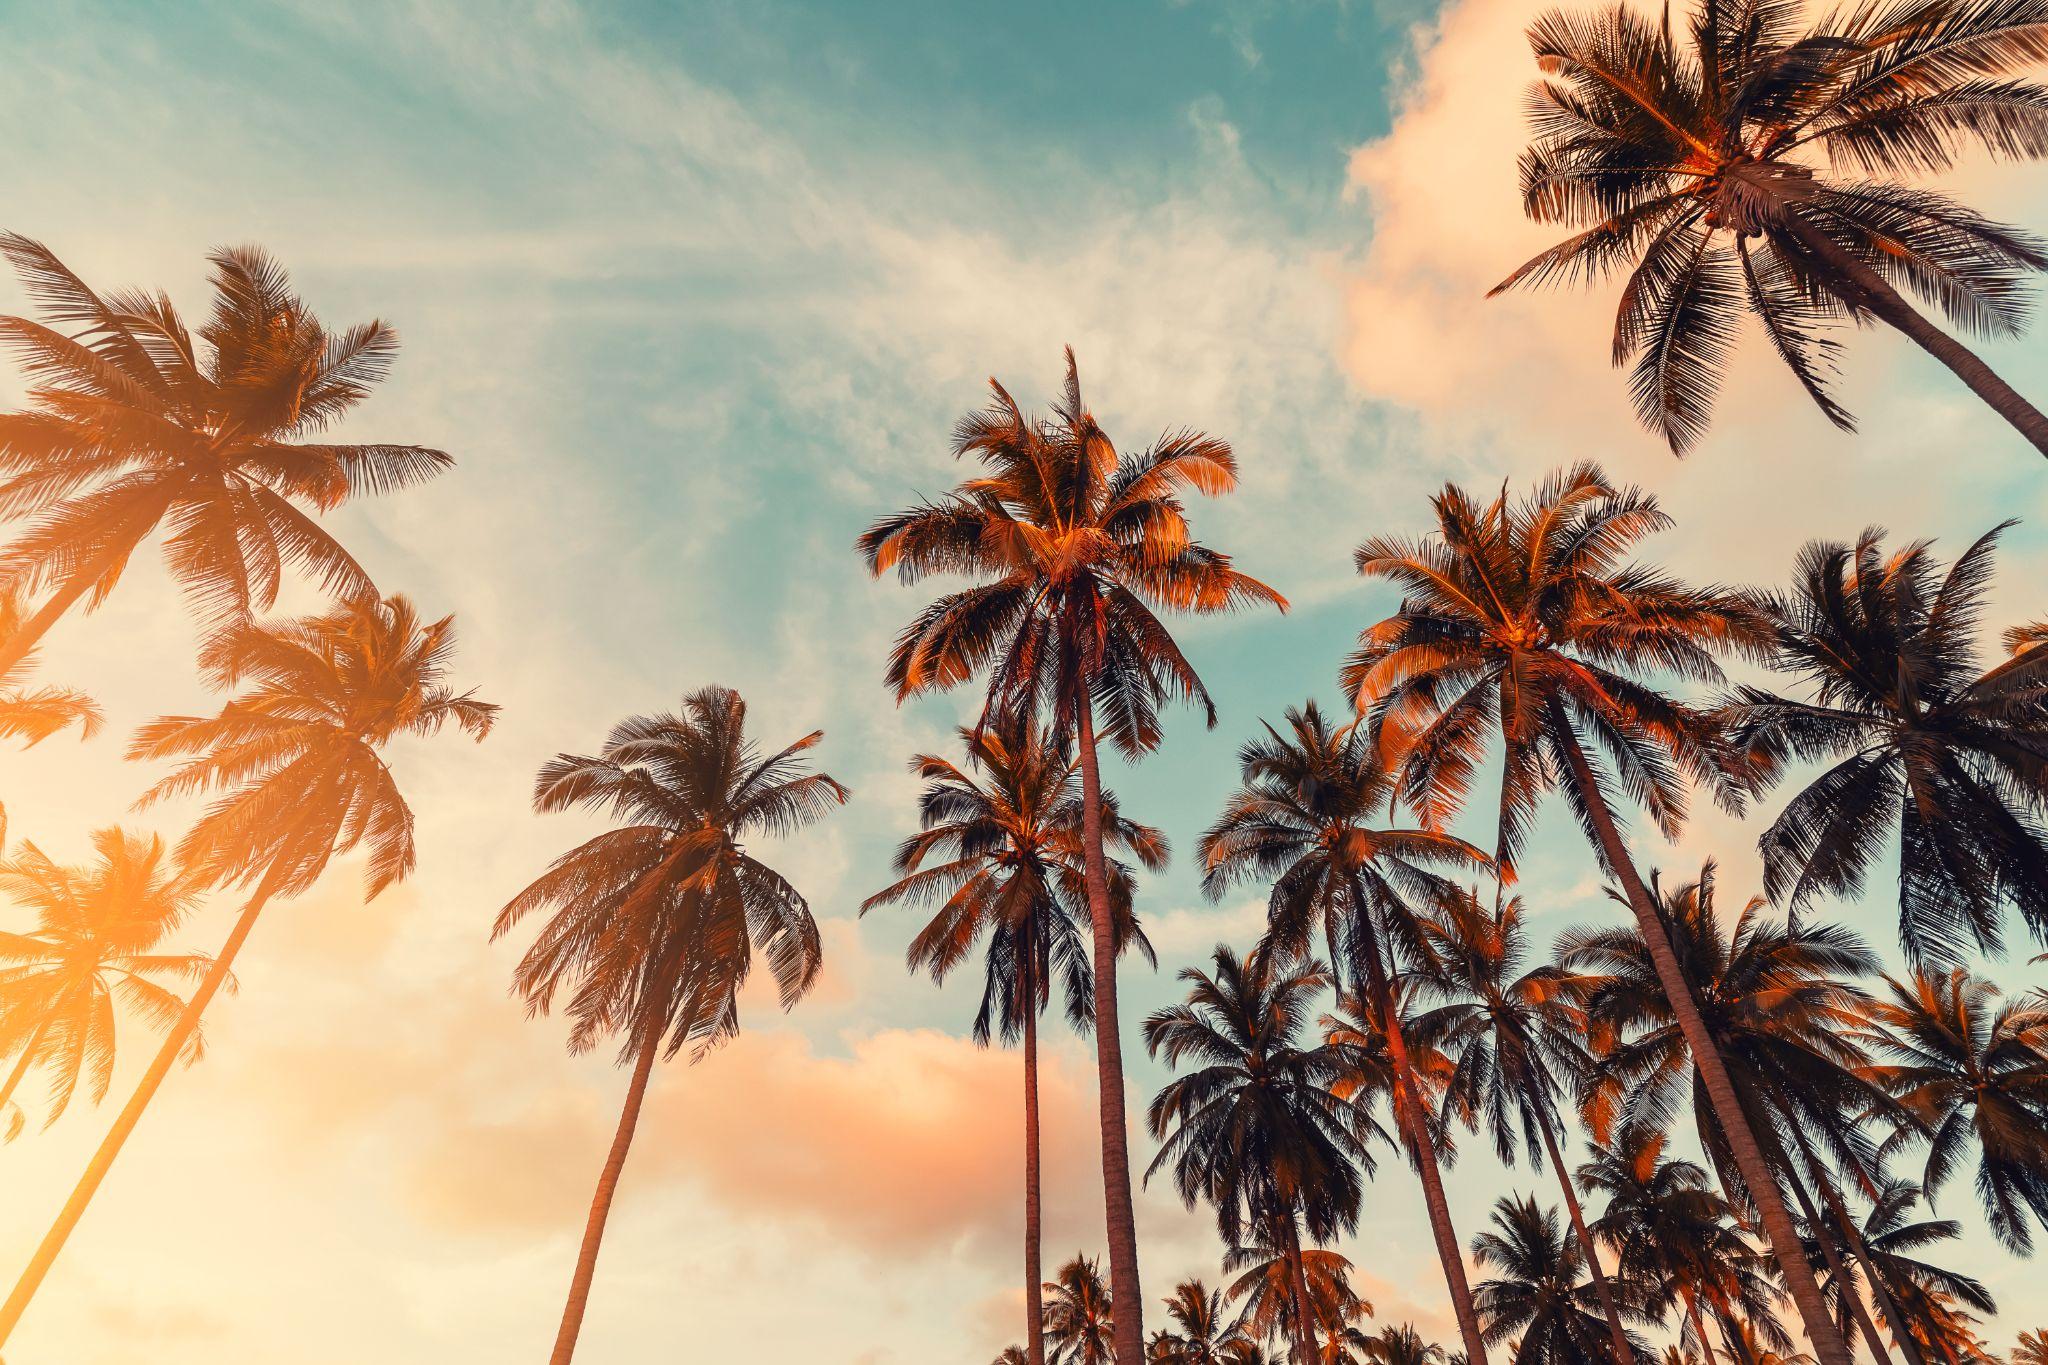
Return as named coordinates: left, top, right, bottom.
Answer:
left=0, top=590, right=101, bottom=849
left=1355, top=1324, right=1448, bottom=1365
left=1146, top=947, right=1378, bottom=1365
left=1492, top=0, right=2048, bottom=457
left=1559, top=861, right=1906, bottom=1363
left=0, top=593, right=493, bottom=1344
left=0, top=830, right=209, bottom=1134
left=860, top=349, right=1286, bottom=1356
left=1224, top=1236, right=1375, bottom=1363
left=1346, top=465, right=1852, bottom=1365
left=1149, top=1279, right=1267, bottom=1365
left=493, top=686, right=845, bottom=1365
left=1854, top=968, right=2048, bottom=1252
left=0, top=236, right=453, bottom=676
left=1721, top=524, right=2048, bottom=968
left=1802, top=1178, right=1995, bottom=1363
left=1198, top=700, right=1493, bottom=1365
left=863, top=722, right=1161, bottom=1365
left=1045, top=1253, right=1117, bottom=1365
left=1407, top=892, right=1634, bottom=1363
left=1470, top=1195, right=1647, bottom=1365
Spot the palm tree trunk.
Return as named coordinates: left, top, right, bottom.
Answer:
left=1686, top=1291, right=1720, bottom=1365
left=1819, top=1188, right=1928, bottom=1365
left=1550, top=717, right=1854, bottom=1365
left=0, top=873, right=277, bottom=1346
left=1281, top=1212, right=1323, bottom=1365
left=0, top=558, right=118, bottom=682
left=0, top=1021, right=50, bottom=1117
left=1072, top=692, right=1144, bottom=1363
left=1023, top=972, right=1047, bottom=1365
left=1532, top=1100, right=1633, bottom=1365
left=550, top=1026, right=661, bottom=1365
left=1781, top=211, right=2048, bottom=458
left=1779, top=1155, right=1893, bottom=1365
left=1349, top=880, right=1489, bottom=1365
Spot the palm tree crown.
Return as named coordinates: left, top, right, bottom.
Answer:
left=1470, top=1195, right=1646, bottom=1365
left=1045, top=1254, right=1117, bottom=1365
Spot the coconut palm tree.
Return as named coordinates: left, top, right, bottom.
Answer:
left=1198, top=700, right=1492, bottom=1365
left=0, top=236, right=453, bottom=677
left=1854, top=968, right=2048, bottom=1253
left=1147, top=947, right=1378, bottom=1365
left=1721, top=524, right=2048, bottom=968
left=863, top=722, right=1161, bottom=1365
left=1407, top=892, right=1634, bottom=1364
left=0, top=593, right=492, bottom=1344
left=2013, top=1330, right=2048, bottom=1365
left=1493, top=0, right=2048, bottom=456
left=1224, top=1236, right=1375, bottom=1363
left=1355, top=1324, right=1448, bottom=1365
left=1802, top=1177, right=1995, bottom=1364
left=860, top=349, right=1285, bottom=1356
left=1470, top=1195, right=1648, bottom=1365
left=997, top=1349, right=1032, bottom=1365
left=0, top=829, right=210, bottom=1136
left=1045, top=1254, right=1117, bottom=1365
left=493, top=686, right=845, bottom=1365
left=0, top=591, right=102, bottom=850
left=1346, top=465, right=1851, bottom=1365
left=1148, top=1280, right=1267, bottom=1365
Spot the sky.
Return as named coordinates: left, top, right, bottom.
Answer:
left=2, top=1, right=2047, bottom=1361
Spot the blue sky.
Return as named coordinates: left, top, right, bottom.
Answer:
left=3, top=1, right=2048, bottom=1361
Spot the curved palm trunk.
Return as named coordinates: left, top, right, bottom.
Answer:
left=1777, top=1153, right=1892, bottom=1365
left=550, top=1026, right=661, bottom=1365
left=0, top=555, right=120, bottom=682
left=0, top=1021, right=50, bottom=1117
left=1532, top=1101, right=1633, bottom=1365
left=0, top=876, right=276, bottom=1346
left=1073, top=693, right=1144, bottom=1362
left=1825, top=1201, right=1927, bottom=1365
left=1550, top=719, right=1854, bottom=1365
left=1781, top=212, right=2048, bottom=459
left=1023, top=978, right=1047, bottom=1365
left=1280, top=1213, right=1323, bottom=1365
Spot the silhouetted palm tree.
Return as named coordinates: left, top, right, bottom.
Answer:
left=1356, top=1324, right=1448, bottom=1365
left=0, top=593, right=491, bottom=1344
left=1199, top=701, right=1491, bottom=1364
left=1494, top=0, right=2048, bottom=456
left=0, top=830, right=209, bottom=1138
left=1147, top=947, right=1377, bottom=1365
left=864, top=722, right=1161, bottom=1365
left=2013, top=1329, right=2048, bottom=1365
left=1803, top=1177, right=1994, bottom=1365
left=1045, top=1254, right=1117, bottom=1365
left=0, top=591, right=101, bottom=850
left=861, top=349, right=1285, bottom=1357
left=1148, top=1279, right=1266, bottom=1364
left=1856, top=968, right=2048, bottom=1252
left=1471, top=1195, right=1648, bottom=1365
left=494, top=686, right=845, bottom=1365
left=996, top=1349, right=1032, bottom=1365
left=0, top=237, right=452, bottom=677
left=1347, top=465, right=1850, bottom=1365
left=1223, top=1227, right=1375, bottom=1361
left=1723, top=524, right=2048, bottom=967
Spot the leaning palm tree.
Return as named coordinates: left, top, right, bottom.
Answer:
left=1346, top=465, right=1852, bottom=1365
left=0, top=236, right=453, bottom=677
left=860, top=349, right=1286, bottom=1356
left=1045, top=1253, right=1117, bottom=1365
left=1149, top=1279, right=1267, bottom=1365
left=1803, top=1177, right=1995, bottom=1364
left=0, top=829, right=210, bottom=1134
left=1407, top=892, right=1634, bottom=1364
left=863, top=722, right=1161, bottom=1365
left=1722, top=524, right=2048, bottom=968
left=0, top=593, right=493, bottom=1344
left=1, top=589, right=102, bottom=850
left=1855, top=968, right=2048, bottom=1252
left=1146, top=947, right=1378, bottom=1365
left=494, top=686, right=846, bottom=1365
left=1493, top=0, right=2048, bottom=456
left=1198, top=700, right=1493, bottom=1365
left=1470, top=1195, right=1648, bottom=1365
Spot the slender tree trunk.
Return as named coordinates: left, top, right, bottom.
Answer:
left=1818, top=1183, right=1927, bottom=1365
left=1072, top=693, right=1143, bottom=1362
left=1533, top=1099, right=1633, bottom=1365
left=1781, top=211, right=2048, bottom=458
left=1686, top=1291, right=1720, bottom=1365
left=1714, top=1295, right=1758, bottom=1365
left=1550, top=718, right=1855, bottom=1365
left=1780, top=1158, right=1892, bottom=1364
left=0, top=876, right=276, bottom=1346
left=550, top=1026, right=661, bottom=1365
left=1349, top=882, right=1490, bottom=1365
left=0, top=556, right=121, bottom=682
left=1023, top=971, right=1047, bottom=1365
left=0, top=1021, right=50, bottom=1117
left=1281, top=1213, right=1322, bottom=1365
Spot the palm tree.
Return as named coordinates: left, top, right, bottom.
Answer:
left=860, top=349, right=1286, bottom=1356
left=0, top=830, right=210, bottom=1135
left=0, top=236, right=453, bottom=676
left=1045, top=1253, right=1117, bottom=1365
left=1346, top=465, right=1852, bottom=1365
left=1198, top=701, right=1492, bottom=1365
left=1407, top=891, right=1635, bottom=1364
left=997, top=1349, right=1033, bottom=1365
left=863, top=722, right=1162, bottom=1365
left=1492, top=0, right=2048, bottom=456
left=2013, top=1330, right=2048, bottom=1365
left=0, top=590, right=101, bottom=848
left=0, top=593, right=493, bottom=1344
left=1224, top=1236, right=1375, bottom=1363
left=1355, top=1324, right=1448, bottom=1365
left=1803, top=1178, right=1995, bottom=1364
left=493, top=686, right=846, bottom=1365
left=1148, top=1280, right=1266, bottom=1365
left=1854, top=968, right=2048, bottom=1253
left=1146, top=947, right=1378, bottom=1365
left=1721, top=524, right=2048, bottom=968
left=1470, top=1195, right=1647, bottom=1365
left=1558, top=862, right=1905, bottom=1363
